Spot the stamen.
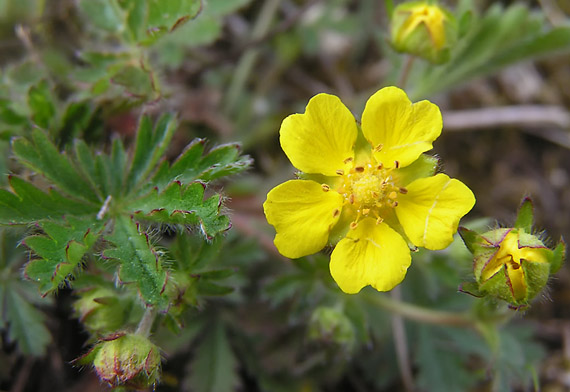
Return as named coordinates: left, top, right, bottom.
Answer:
left=388, top=191, right=398, bottom=200
left=321, top=184, right=330, bottom=192
left=394, top=160, right=400, bottom=169
left=336, top=169, right=344, bottom=176
left=374, top=143, right=383, bottom=152
left=349, top=194, right=355, bottom=204
left=377, top=163, right=383, bottom=170
left=371, top=191, right=379, bottom=199
left=355, top=166, right=364, bottom=173
left=362, top=208, right=370, bottom=215
left=350, top=221, right=358, bottom=230
left=393, top=201, right=399, bottom=207
left=332, top=209, right=340, bottom=218
left=376, top=217, right=383, bottom=225
left=343, top=157, right=353, bottom=164
left=399, top=187, right=408, bottom=194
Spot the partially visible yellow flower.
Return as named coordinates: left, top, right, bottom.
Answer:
left=391, top=1, right=456, bottom=64
left=264, top=87, right=475, bottom=294
left=478, top=229, right=547, bottom=302
left=460, top=198, right=566, bottom=308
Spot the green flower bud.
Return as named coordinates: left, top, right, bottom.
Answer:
left=76, top=333, right=161, bottom=389
left=73, top=287, right=129, bottom=335
left=308, top=307, right=355, bottom=351
left=459, top=198, right=565, bottom=308
left=390, top=1, right=457, bottom=64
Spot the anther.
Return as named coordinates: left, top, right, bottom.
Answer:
left=336, top=169, right=344, bottom=176
left=377, top=163, right=383, bottom=170
left=321, top=184, right=330, bottom=192
left=376, top=217, right=384, bottom=225
left=388, top=191, right=398, bottom=200
left=355, top=166, right=364, bottom=173
left=371, top=191, right=379, bottom=199
left=332, top=209, right=340, bottom=218
left=362, top=208, right=370, bottom=215
left=399, top=187, right=408, bottom=194
left=393, top=201, right=399, bottom=207
left=349, top=194, right=355, bottom=204
left=343, top=157, right=353, bottom=164
left=374, top=143, right=383, bottom=152
left=350, top=221, right=358, bottom=230
left=394, top=160, right=400, bottom=169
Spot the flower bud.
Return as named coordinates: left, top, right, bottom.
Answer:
left=308, top=307, right=355, bottom=351
left=73, top=287, right=130, bottom=335
left=76, top=333, right=161, bottom=389
left=390, top=1, right=457, bottom=64
left=459, top=198, right=565, bottom=308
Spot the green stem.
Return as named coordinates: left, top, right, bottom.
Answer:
left=365, top=291, right=475, bottom=328
left=135, top=307, right=156, bottom=337
left=398, top=55, right=416, bottom=89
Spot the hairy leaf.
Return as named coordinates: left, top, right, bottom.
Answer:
left=24, top=218, right=104, bottom=294
left=103, top=216, right=167, bottom=307
left=128, top=181, right=230, bottom=239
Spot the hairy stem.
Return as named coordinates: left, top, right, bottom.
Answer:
left=135, top=307, right=157, bottom=337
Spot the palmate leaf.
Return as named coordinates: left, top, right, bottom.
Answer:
left=128, top=181, right=229, bottom=239
left=103, top=215, right=167, bottom=308
left=24, top=217, right=104, bottom=294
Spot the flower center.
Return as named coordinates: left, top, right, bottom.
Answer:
left=336, top=160, right=406, bottom=229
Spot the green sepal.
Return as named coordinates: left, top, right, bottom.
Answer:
left=514, top=197, right=534, bottom=232
left=549, top=239, right=566, bottom=274
left=522, top=259, right=551, bottom=304
left=458, top=281, right=484, bottom=297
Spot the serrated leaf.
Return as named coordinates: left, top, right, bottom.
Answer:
left=11, top=129, right=100, bottom=203
left=126, top=114, right=177, bottom=190
left=152, top=140, right=252, bottom=190
left=128, top=181, right=230, bottom=239
left=0, top=176, right=97, bottom=224
left=186, top=322, right=240, bottom=392
left=103, top=215, right=167, bottom=307
left=3, top=287, right=51, bottom=356
left=27, top=80, right=56, bottom=130
left=24, top=218, right=103, bottom=294
left=514, top=197, right=534, bottom=232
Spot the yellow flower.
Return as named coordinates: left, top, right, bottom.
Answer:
left=264, top=87, right=475, bottom=294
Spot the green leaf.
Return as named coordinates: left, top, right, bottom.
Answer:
left=77, top=0, right=126, bottom=33
left=126, top=114, right=177, bottom=190
left=103, top=215, right=167, bottom=307
left=514, top=197, right=534, bottom=232
left=186, top=322, right=240, bottom=392
left=12, top=129, right=100, bottom=203
left=152, top=140, right=252, bottom=190
left=128, top=181, right=230, bottom=239
left=196, top=280, right=234, bottom=296
left=111, top=65, right=155, bottom=98
left=27, top=80, right=56, bottom=130
left=24, top=217, right=103, bottom=294
left=3, top=287, right=51, bottom=356
left=0, top=176, right=97, bottom=224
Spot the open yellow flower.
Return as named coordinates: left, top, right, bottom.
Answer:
left=264, top=87, right=475, bottom=294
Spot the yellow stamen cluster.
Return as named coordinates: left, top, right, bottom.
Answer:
left=330, top=159, right=406, bottom=229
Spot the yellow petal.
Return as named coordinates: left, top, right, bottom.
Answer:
left=506, top=263, right=527, bottom=301
left=396, top=173, right=475, bottom=250
left=361, top=86, right=442, bottom=168
left=329, top=218, right=411, bottom=293
left=264, top=180, right=344, bottom=259
left=280, top=93, right=357, bottom=176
